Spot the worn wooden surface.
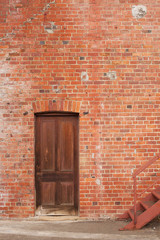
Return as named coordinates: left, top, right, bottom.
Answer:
left=35, top=113, right=79, bottom=215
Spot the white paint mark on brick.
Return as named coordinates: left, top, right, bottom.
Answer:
left=132, top=5, right=147, bottom=19
left=44, top=22, right=56, bottom=34
left=106, top=71, right=117, bottom=80
left=101, top=103, right=104, bottom=109
left=81, top=71, right=89, bottom=81
left=96, top=179, right=101, bottom=186
left=45, top=28, right=54, bottom=34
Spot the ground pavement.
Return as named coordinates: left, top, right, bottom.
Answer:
left=0, top=217, right=159, bottom=240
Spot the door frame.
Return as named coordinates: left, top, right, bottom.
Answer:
left=34, top=111, right=79, bottom=215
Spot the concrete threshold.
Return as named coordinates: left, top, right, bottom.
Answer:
left=33, top=215, right=83, bottom=221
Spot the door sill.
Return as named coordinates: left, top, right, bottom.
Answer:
left=34, top=215, right=80, bottom=221
left=35, top=205, right=77, bottom=216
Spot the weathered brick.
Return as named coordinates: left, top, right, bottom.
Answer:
left=0, top=0, right=160, bottom=220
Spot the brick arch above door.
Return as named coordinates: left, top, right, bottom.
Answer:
left=32, top=100, right=82, bottom=113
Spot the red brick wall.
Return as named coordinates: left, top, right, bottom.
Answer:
left=0, top=0, right=160, bottom=219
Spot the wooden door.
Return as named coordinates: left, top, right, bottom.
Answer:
left=35, top=112, right=79, bottom=216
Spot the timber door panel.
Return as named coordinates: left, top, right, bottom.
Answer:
left=35, top=113, right=79, bottom=215
left=57, top=119, right=74, bottom=172
left=41, top=119, right=56, bottom=171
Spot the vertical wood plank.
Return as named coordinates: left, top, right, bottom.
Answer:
left=41, top=182, right=56, bottom=205
left=57, top=117, right=74, bottom=171
left=60, top=182, right=74, bottom=205
left=41, top=119, right=56, bottom=171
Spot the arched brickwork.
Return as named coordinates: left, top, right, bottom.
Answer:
left=32, top=100, right=82, bottom=113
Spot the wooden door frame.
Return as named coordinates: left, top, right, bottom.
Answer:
left=34, top=111, right=79, bottom=215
